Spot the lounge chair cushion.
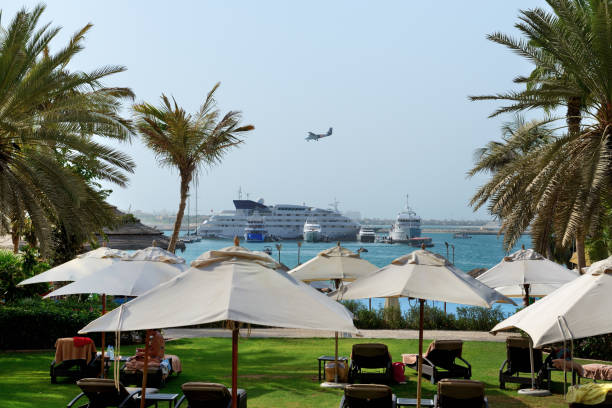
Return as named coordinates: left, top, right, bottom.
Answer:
left=55, top=337, right=97, bottom=365
left=403, top=340, right=463, bottom=367
left=352, top=344, right=391, bottom=368
left=345, top=384, right=393, bottom=400
left=437, top=379, right=484, bottom=400
left=181, top=382, right=231, bottom=403
left=506, top=336, right=530, bottom=348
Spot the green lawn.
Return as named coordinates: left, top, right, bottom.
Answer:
left=0, top=337, right=589, bottom=407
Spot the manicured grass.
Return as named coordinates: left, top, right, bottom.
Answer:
left=0, top=337, right=593, bottom=407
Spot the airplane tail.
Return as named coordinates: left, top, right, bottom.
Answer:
left=327, top=127, right=333, bottom=135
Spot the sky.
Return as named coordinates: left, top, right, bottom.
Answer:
left=5, top=1, right=550, bottom=219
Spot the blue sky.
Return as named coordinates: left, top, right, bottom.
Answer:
left=5, top=1, right=549, bottom=219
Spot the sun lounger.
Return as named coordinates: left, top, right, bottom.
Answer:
left=176, top=382, right=247, bottom=408
left=348, top=343, right=393, bottom=384
left=120, top=331, right=181, bottom=388
left=51, top=337, right=101, bottom=384
left=339, top=384, right=397, bottom=408
left=433, top=379, right=488, bottom=408
left=499, top=336, right=550, bottom=390
left=402, top=340, right=471, bottom=384
left=67, top=378, right=158, bottom=408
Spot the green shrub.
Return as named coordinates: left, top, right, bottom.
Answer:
left=0, top=247, right=49, bottom=302
left=404, top=303, right=457, bottom=330
left=574, top=334, right=612, bottom=361
left=0, top=297, right=132, bottom=350
left=455, top=305, right=507, bottom=331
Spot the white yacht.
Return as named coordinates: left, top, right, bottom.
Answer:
left=388, top=195, right=433, bottom=247
left=198, top=197, right=359, bottom=240
left=358, top=226, right=376, bottom=243
left=303, top=220, right=322, bottom=242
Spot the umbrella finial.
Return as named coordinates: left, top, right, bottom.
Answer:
left=337, top=241, right=340, bottom=247
left=151, top=240, right=157, bottom=248
left=234, top=236, right=240, bottom=247
left=421, top=244, right=425, bottom=250
left=102, top=241, right=107, bottom=247
left=522, top=244, right=525, bottom=250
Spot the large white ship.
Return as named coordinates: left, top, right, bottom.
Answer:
left=388, top=195, right=433, bottom=247
left=198, top=198, right=360, bottom=240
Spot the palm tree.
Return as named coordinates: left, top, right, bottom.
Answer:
left=0, top=5, right=136, bottom=254
left=469, top=0, right=612, bottom=269
left=133, top=84, right=254, bottom=253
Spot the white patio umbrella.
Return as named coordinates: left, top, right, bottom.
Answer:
left=79, top=241, right=357, bottom=408
left=46, top=246, right=187, bottom=378
left=18, top=247, right=127, bottom=286
left=477, top=248, right=578, bottom=305
left=334, top=248, right=513, bottom=408
left=288, top=244, right=378, bottom=386
left=44, top=247, right=187, bottom=298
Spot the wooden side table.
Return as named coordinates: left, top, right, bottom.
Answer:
left=396, top=397, right=434, bottom=407
left=137, top=393, right=180, bottom=408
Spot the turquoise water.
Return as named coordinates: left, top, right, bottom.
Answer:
left=170, top=230, right=531, bottom=317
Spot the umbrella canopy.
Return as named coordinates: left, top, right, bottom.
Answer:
left=44, top=247, right=187, bottom=298
left=335, top=249, right=513, bottom=306
left=18, top=247, right=127, bottom=285
left=334, top=248, right=512, bottom=408
left=491, top=256, right=612, bottom=348
left=477, top=248, right=577, bottom=297
left=79, top=245, right=356, bottom=333
left=288, top=245, right=378, bottom=283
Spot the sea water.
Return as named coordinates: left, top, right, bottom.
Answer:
left=170, top=228, right=531, bottom=317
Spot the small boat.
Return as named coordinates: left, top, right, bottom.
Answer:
left=358, top=226, right=376, bottom=243
left=453, top=232, right=472, bottom=239
left=303, top=220, right=322, bottom=242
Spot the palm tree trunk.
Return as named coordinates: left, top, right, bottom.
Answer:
left=168, top=174, right=191, bottom=253
left=576, top=228, right=586, bottom=274
left=567, top=98, right=588, bottom=272
left=11, top=230, right=19, bottom=253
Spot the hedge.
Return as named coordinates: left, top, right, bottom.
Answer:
left=341, top=300, right=507, bottom=331
left=0, top=298, right=137, bottom=350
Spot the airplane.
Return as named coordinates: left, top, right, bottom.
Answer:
left=305, top=127, right=333, bottom=141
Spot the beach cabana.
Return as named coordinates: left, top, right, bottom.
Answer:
left=18, top=247, right=127, bottom=286
left=477, top=248, right=578, bottom=305
left=334, top=248, right=512, bottom=408
left=288, top=244, right=378, bottom=386
left=79, top=241, right=357, bottom=408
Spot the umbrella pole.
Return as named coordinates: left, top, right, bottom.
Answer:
left=417, top=298, right=424, bottom=408
left=523, top=284, right=530, bottom=307
left=140, top=329, right=152, bottom=408
left=529, top=337, right=535, bottom=390
left=334, top=331, right=339, bottom=383
left=232, top=322, right=239, bottom=408
left=100, top=294, right=106, bottom=378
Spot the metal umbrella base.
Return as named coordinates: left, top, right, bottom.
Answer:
left=320, top=382, right=348, bottom=389
left=518, top=388, right=552, bottom=397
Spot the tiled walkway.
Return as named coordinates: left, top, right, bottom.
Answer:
left=166, top=328, right=513, bottom=342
